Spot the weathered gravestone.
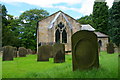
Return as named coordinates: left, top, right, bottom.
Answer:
left=41, top=45, right=53, bottom=58
left=107, top=42, right=114, bottom=54
left=71, top=30, right=99, bottom=71
left=18, top=47, right=27, bottom=57
left=2, top=46, right=14, bottom=61
left=27, top=49, right=33, bottom=54
left=37, top=45, right=53, bottom=61
left=53, top=43, right=65, bottom=63
left=13, top=47, right=17, bottom=58
left=32, top=50, right=36, bottom=54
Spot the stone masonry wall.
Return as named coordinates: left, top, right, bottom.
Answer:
left=98, top=38, right=108, bottom=51
left=38, top=11, right=81, bottom=51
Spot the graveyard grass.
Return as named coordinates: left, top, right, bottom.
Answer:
left=2, top=52, right=118, bottom=78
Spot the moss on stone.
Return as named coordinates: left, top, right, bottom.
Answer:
left=37, top=45, right=53, bottom=61
left=2, top=46, right=14, bottom=61
left=53, top=43, right=65, bottom=63
left=71, top=30, right=99, bottom=71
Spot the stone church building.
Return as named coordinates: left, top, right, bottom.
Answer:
left=37, top=11, right=108, bottom=52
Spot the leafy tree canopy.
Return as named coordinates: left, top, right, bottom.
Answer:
left=92, top=0, right=108, bottom=34
left=18, top=9, right=49, bottom=50
left=108, top=0, right=120, bottom=47
left=1, top=6, right=49, bottom=50
left=77, top=14, right=94, bottom=27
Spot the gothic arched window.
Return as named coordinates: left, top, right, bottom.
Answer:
left=55, top=29, right=60, bottom=43
left=62, top=29, right=67, bottom=43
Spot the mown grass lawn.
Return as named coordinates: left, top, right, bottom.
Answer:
left=2, top=52, right=118, bottom=78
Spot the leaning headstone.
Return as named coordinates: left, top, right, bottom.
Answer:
left=71, top=30, right=99, bottom=71
left=13, top=47, right=17, bottom=58
left=18, top=47, right=27, bottom=57
left=53, top=43, right=65, bottom=63
left=2, top=46, right=14, bottom=61
left=107, top=42, right=114, bottom=54
left=37, top=45, right=53, bottom=61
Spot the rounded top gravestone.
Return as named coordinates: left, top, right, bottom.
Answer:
left=71, top=30, right=99, bottom=71
left=18, top=47, right=27, bottom=57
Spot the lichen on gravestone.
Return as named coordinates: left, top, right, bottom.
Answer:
left=71, top=30, right=99, bottom=71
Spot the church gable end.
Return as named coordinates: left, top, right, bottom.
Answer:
left=37, top=11, right=81, bottom=51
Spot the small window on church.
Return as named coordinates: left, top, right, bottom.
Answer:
left=62, top=29, right=67, bottom=43
left=55, top=29, right=60, bottom=43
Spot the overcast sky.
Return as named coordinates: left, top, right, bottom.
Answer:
left=0, top=0, right=114, bottom=19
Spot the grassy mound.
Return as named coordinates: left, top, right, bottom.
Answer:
left=2, top=52, right=118, bottom=78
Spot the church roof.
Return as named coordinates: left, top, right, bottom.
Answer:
left=38, top=10, right=80, bottom=29
left=48, top=11, right=72, bottom=29
left=81, top=24, right=108, bottom=38
left=39, top=10, right=78, bottom=22
left=81, top=24, right=95, bottom=31
left=94, top=32, right=108, bottom=38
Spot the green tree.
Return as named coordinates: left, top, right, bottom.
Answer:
left=2, top=5, right=8, bottom=27
left=1, top=4, right=23, bottom=47
left=2, top=13, right=18, bottom=46
left=0, top=4, right=2, bottom=47
left=77, top=14, right=94, bottom=26
left=1, top=4, right=14, bottom=46
left=7, top=16, right=22, bottom=48
left=19, top=9, right=49, bottom=50
left=108, top=0, right=120, bottom=47
left=92, top=0, right=108, bottom=34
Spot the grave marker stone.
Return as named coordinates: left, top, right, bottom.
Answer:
left=18, top=47, right=27, bottom=57
left=53, top=43, right=65, bottom=63
left=37, top=45, right=53, bottom=61
left=71, top=30, right=99, bottom=71
left=13, top=47, right=17, bottom=58
left=107, top=42, right=114, bottom=54
left=27, top=49, right=33, bottom=54
left=2, top=46, right=14, bottom=61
